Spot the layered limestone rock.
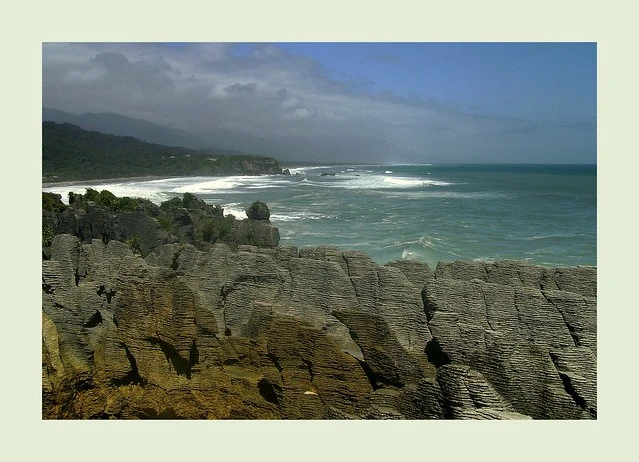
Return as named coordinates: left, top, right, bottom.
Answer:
left=42, top=236, right=596, bottom=419
left=42, top=192, right=280, bottom=258
left=423, top=266, right=597, bottom=419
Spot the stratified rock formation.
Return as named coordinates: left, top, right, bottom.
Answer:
left=42, top=191, right=279, bottom=258
left=42, top=233, right=596, bottom=419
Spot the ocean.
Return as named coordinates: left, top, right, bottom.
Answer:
left=42, top=164, right=597, bottom=269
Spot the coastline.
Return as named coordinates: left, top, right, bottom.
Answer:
left=42, top=175, right=177, bottom=188
left=41, top=165, right=597, bottom=268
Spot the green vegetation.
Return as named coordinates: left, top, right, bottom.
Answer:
left=182, top=192, right=205, bottom=210
left=68, top=188, right=153, bottom=212
left=127, top=236, right=142, bottom=254
left=43, top=121, right=282, bottom=182
left=196, top=214, right=235, bottom=244
left=42, top=222, right=54, bottom=247
left=157, top=214, right=175, bottom=233
left=42, top=192, right=67, bottom=213
left=200, top=219, right=216, bottom=243
left=42, top=188, right=250, bottom=253
left=220, top=215, right=235, bottom=237
left=246, top=226, right=255, bottom=241
left=159, top=197, right=183, bottom=211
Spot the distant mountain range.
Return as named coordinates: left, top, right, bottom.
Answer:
left=42, top=108, right=209, bottom=149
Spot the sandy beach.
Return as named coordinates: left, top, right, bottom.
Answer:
left=42, top=175, right=176, bottom=188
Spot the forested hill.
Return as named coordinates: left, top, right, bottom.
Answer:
left=42, top=121, right=283, bottom=182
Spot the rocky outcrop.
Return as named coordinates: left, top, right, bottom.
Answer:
left=424, top=261, right=596, bottom=419
left=42, top=192, right=280, bottom=258
left=245, top=201, right=271, bottom=221
left=232, top=157, right=282, bottom=175
left=42, top=235, right=596, bottom=420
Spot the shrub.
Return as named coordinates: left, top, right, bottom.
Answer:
left=98, top=189, right=118, bottom=208
left=42, top=192, right=66, bottom=213
left=182, top=192, right=206, bottom=210
left=157, top=214, right=174, bottom=233
left=160, top=196, right=183, bottom=211
left=136, top=198, right=159, bottom=216
left=201, top=219, right=216, bottom=242
left=42, top=222, right=54, bottom=247
left=127, top=236, right=142, bottom=254
left=220, top=215, right=235, bottom=239
left=84, top=188, right=101, bottom=203
left=68, top=191, right=86, bottom=207
left=114, top=196, right=138, bottom=212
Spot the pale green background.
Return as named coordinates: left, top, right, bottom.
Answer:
left=2, top=0, right=632, bottom=460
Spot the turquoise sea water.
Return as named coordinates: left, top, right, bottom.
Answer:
left=43, top=164, right=597, bottom=268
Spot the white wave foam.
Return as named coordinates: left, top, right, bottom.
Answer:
left=245, top=184, right=286, bottom=189
left=222, top=203, right=247, bottom=218
left=384, top=170, right=393, bottom=174
left=383, top=177, right=450, bottom=187
left=297, top=174, right=452, bottom=190
left=286, top=165, right=338, bottom=175
left=419, top=237, right=434, bottom=249
left=402, top=248, right=429, bottom=261
left=473, top=257, right=496, bottom=264
left=172, top=178, right=242, bottom=194
left=523, top=233, right=575, bottom=241
left=271, top=212, right=334, bottom=222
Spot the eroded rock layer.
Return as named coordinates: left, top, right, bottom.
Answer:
left=42, top=235, right=596, bottom=419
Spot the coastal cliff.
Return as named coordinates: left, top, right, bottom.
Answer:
left=42, top=195, right=597, bottom=419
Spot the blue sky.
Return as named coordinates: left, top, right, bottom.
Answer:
left=43, top=42, right=596, bottom=163
left=275, top=42, right=596, bottom=122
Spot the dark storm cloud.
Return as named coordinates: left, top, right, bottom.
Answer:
left=42, top=43, right=595, bottom=164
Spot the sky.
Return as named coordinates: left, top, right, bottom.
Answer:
left=42, top=42, right=596, bottom=164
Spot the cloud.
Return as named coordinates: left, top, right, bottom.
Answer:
left=287, top=107, right=317, bottom=120
left=223, top=82, right=257, bottom=95
left=64, top=67, right=106, bottom=83
left=42, top=42, right=595, bottom=164
left=92, top=51, right=130, bottom=70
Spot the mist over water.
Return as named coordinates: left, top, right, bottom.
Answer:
left=43, top=164, right=597, bottom=268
